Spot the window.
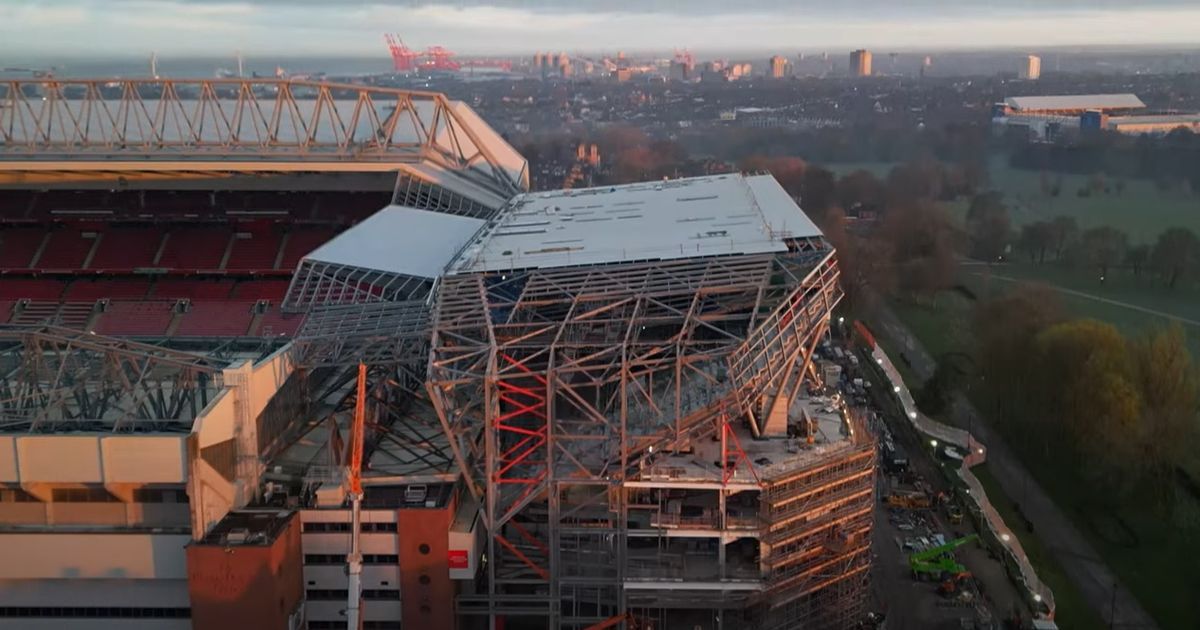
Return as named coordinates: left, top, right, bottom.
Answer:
left=308, top=621, right=347, bottom=630
left=305, top=589, right=349, bottom=601
left=132, top=488, right=188, bottom=503
left=303, top=522, right=352, bottom=533
left=303, top=554, right=344, bottom=565
left=0, top=489, right=37, bottom=503
left=0, top=607, right=189, bottom=618
left=363, top=554, right=400, bottom=565
left=362, top=590, right=400, bottom=601
left=50, top=488, right=117, bottom=502
left=302, top=521, right=397, bottom=533
left=364, top=622, right=403, bottom=630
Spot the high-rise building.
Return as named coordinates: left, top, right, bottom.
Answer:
left=1020, top=54, right=1042, bottom=80
left=849, top=49, right=872, bottom=77
left=769, top=55, right=789, bottom=79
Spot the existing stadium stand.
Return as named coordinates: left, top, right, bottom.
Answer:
left=175, top=302, right=256, bottom=337
left=93, top=301, right=175, bottom=337
left=0, top=227, right=44, bottom=268
left=88, top=226, right=165, bottom=270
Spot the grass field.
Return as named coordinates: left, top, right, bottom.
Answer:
left=962, top=262, right=1200, bottom=358
left=978, top=159, right=1200, bottom=242
left=820, top=157, right=1200, bottom=242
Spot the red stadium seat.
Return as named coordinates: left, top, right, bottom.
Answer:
left=255, top=305, right=305, bottom=337
left=231, top=280, right=290, bottom=301
left=226, top=230, right=284, bottom=271
left=0, top=228, right=46, bottom=269
left=278, top=227, right=340, bottom=270
left=152, top=279, right=236, bottom=300
left=93, top=301, right=176, bottom=336
left=175, top=301, right=255, bottom=336
left=37, top=229, right=95, bottom=270
left=0, top=279, right=67, bottom=300
left=89, top=226, right=164, bottom=270
left=63, top=279, right=152, bottom=301
left=158, top=226, right=233, bottom=270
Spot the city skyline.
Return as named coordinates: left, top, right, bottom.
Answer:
left=4, top=0, right=1200, bottom=57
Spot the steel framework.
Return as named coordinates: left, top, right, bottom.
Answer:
left=0, top=324, right=225, bottom=432
left=0, top=78, right=526, bottom=202
left=425, top=235, right=844, bottom=627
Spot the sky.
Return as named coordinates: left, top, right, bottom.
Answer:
left=3, top=0, right=1200, bottom=58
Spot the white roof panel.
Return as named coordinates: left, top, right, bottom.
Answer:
left=304, top=205, right=485, bottom=279
left=451, top=173, right=822, bottom=273
left=744, top=174, right=823, bottom=240
left=1004, top=94, right=1144, bottom=112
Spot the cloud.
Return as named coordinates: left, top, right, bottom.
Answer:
left=3, top=0, right=1200, bottom=57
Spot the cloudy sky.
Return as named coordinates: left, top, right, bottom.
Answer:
left=2, top=0, right=1199, bottom=57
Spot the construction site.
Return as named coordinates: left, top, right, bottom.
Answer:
left=0, top=77, right=874, bottom=630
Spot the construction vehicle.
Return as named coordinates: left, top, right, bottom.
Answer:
left=909, top=534, right=979, bottom=580
left=938, top=571, right=973, bottom=597
left=887, top=490, right=932, bottom=510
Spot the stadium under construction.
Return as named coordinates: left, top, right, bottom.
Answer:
left=0, top=78, right=873, bottom=630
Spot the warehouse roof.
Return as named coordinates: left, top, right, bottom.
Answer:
left=1004, top=94, right=1145, bottom=112
left=1107, top=113, right=1200, bottom=126
left=451, top=173, right=821, bottom=273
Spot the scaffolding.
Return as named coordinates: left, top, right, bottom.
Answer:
left=282, top=171, right=866, bottom=629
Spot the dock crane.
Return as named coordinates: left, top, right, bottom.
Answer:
left=345, top=363, right=368, bottom=630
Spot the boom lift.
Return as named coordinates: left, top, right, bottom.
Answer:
left=908, top=533, right=978, bottom=579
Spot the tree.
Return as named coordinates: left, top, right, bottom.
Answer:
left=1124, top=244, right=1150, bottom=279
left=823, top=206, right=894, bottom=311
left=876, top=201, right=958, bottom=300
left=1033, top=320, right=1142, bottom=486
left=965, top=192, right=1011, bottom=262
left=1018, top=221, right=1055, bottom=264
left=835, top=170, right=885, bottom=216
left=1078, top=226, right=1128, bottom=283
left=972, top=284, right=1065, bottom=423
left=1049, top=215, right=1078, bottom=261
left=1128, top=325, right=1200, bottom=504
left=802, top=166, right=837, bottom=227
left=1150, top=227, right=1200, bottom=289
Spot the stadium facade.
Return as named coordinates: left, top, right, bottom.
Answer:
left=0, top=79, right=872, bottom=630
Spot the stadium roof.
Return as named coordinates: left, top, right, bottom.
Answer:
left=1004, top=94, right=1145, bottom=112
left=303, top=205, right=485, bottom=279
left=450, top=173, right=822, bottom=273
left=1107, top=113, right=1200, bottom=125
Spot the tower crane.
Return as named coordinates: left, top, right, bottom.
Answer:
left=344, top=363, right=368, bottom=630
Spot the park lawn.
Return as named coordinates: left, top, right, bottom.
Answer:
left=892, top=286, right=1200, bottom=629
left=961, top=263, right=1200, bottom=358
left=819, top=161, right=897, bottom=179
left=822, top=158, right=1200, bottom=241
left=971, top=464, right=1105, bottom=630
left=981, top=159, right=1200, bottom=242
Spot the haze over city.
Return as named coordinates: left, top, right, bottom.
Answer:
left=5, top=0, right=1200, bottom=56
